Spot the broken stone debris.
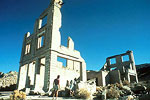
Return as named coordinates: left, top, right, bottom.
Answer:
left=131, top=85, right=147, bottom=94
left=0, top=75, right=150, bottom=100
left=77, top=79, right=96, bottom=95
left=93, top=81, right=150, bottom=100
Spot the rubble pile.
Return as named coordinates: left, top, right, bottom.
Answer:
left=74, top=79, right=96, bottom=99
left=77, top=79, right=96, bottom=94
left=93, top=80, right=150, bottom=100
left=0, top=71, right=18, bottom=91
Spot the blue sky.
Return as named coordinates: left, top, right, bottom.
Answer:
left=0, top=0, right=150, bottom=73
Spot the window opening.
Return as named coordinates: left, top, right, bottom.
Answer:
left=25, top=44, right=30, bottom=54
left=122, top=55, right=129, bottom=62
left=110, top=67, right=117, bottom=71
left=110, top=58, right=116, bottom=64
left=39, top=15, right=47, bottom=29
left=37, top=35, right=44, bottom=49
left=57, top=57, right=67, bottom=67
left=96, top=78, right=98, bottom=86
left=37, top=57, right=45, bottom=74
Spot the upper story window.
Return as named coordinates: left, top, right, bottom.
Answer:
left=122, top=55, right=129, bottom=62
left=25, top=44, right=30, bottom=54
left=39, top=15, right=47, bottom=29
left=110, top=58, right=116, bottom=65
left=37, top=35, right=44, bottom=49
left=57, top=57, right=67, bottom=68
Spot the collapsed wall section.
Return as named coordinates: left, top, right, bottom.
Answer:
left=87, top=51, right=138, bottom=87
left=105, top=50, right=138, bottom=83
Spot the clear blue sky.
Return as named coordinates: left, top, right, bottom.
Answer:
left=0, top=0, right=150, bottom=73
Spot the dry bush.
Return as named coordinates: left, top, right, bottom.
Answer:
left=10, top=90, right=26, bottom=100
left=110, top=84, right=115, bottom=88
left=74, top=88, right=91, bottom=99
left=123, top=80, right=130, bottom=86
left=116, top=83, right=123, bottom=89
left=96, top=86, right=103, bottom=92
left=106, top=88, right=120, bottom=99
left=146, top=84, right=150, bottom=94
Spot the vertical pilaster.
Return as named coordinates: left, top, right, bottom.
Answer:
left=80, top=62, right=87, bottom=82
left=49, top=51, right=58, bottom=89
left=43, top=54, right=51, bottom=92
left=129, top=51, right=135, bottom=70
left=25, top=64, right=29, bottom=88
left=116, top=56, right=124, bottom=72
left=33, top=19, right=40, bottom=34
left=33, top=58, right=39, bottom=90
left=106, top=59, right=111, bottom=71
left=135, top=74, right=139, bottom=83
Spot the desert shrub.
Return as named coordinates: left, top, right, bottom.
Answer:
left=96, top=86, right=103, bottom=92
left=123, top=80, right=130, bottom=86
left=10, top=90, right=26, bottom=100
left=110, top=84, right=115, bottom=88
left=107, top=84, right=115, bottom=89
left=94, top=92, right=103, bottom=100
left=74, top=88, right=91, bottom=99
left=106, top=88, right=120, bottom=99
left=146, top=84, right=150, bottom=94
left=116, top=83, right=123, bottom=89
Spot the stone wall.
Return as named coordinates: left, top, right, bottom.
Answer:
left=87, top=51, right=138, bottom=87
left=17, top=0, right=87, bottom=93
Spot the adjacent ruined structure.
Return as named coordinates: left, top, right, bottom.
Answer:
left=17, top=0, right=86, bottom=93
left=87, top=51, right=138, bottom=86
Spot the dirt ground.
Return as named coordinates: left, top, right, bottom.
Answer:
left=0, top=91, right=86, bottom=100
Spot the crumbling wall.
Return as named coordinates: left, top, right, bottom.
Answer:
left=18, top=65, right=27, bottom=90
left=109, top=70, right=121, bottom=84
left=87, top=70, right=109, bottom=86
left=87, top=51, right=138, bottom=87
left=105, top=51, right=138, bottom=83
left=17, top=0, right=86, bottom=93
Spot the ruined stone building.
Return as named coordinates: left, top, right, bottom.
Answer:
left=17, top=0, right=86, bottom=93
left=87, top=51, right=138, bottom=86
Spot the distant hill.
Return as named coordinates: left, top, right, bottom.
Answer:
left=136, top=63, right=150, bottom=70
left=0, top=71, right=18, bottom=91
left=136, top=63, right=150, bottom=81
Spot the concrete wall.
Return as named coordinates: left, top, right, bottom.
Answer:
left=87, top=51, right=138, bottom=87
left=87, top=70, right=109, bottom=86
left=28, top=62, right=35, bottom=85
left=17, top=0, right=87, bottom=93
left=109, top=70, right=121, bottom=84
left=106, top=51, right=138, bottom=83
left=18, top=64, right=28, bottom=90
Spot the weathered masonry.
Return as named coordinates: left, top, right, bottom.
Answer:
left=17, top=0, right=86, bottom=93
left=87, top=51, right=138, bottom=86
